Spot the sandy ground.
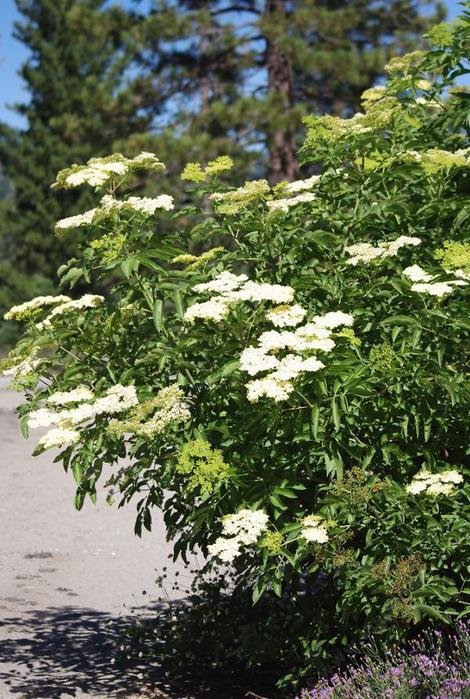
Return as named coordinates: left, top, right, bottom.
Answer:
left=0, top=380, right=195, bottom=699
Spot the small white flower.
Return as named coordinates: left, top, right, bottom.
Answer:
left=1, top=357, right=40, bottom=379
left=270, top=354, right=324, bottom=381
left=99, top=194, right=174, bottom=215
left=301, top=356, right=326, bottom=373
left=439, top=470, right=464, bottom=484
left=297, top=337, right=336, bottom=352
left=345, top=243, right=384, bottom=266
left=454, top=268, right=470, bottom=281
left=405, top=480, right=428, bottom=495
left=258, top=330, right=301, bottom=352
left=59, top=403, right=97, bottom=425
left=295, top=324, right=332, bottom=340
left=270, top=354, right=307, bottom=381
left=426, top=482, right=454, bottom=496
left=380, top=236, right=421, bottom=257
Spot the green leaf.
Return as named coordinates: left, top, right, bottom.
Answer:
left=331, top=398, right=341, bottom=431
left=311, top=404, right=320, bottom=439
left=71, top=460, right=83, bottom=485
left=252, top=579, right=266, bottom=604
left=153, top=299, right=164, bottom=331
left=120, top=257, right=139, bottom=279
left=173, top=290, right=184, bottom=318
left=74, top=488, right=85, bottom=511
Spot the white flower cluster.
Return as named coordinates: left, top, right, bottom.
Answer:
left=406, top=470, right=463, bottom=496
left=36, top=294, right=104, bottom=330
left=54, top=152, right=165, bottom=190
left=4, top=295, right=71, bottom=321
left=193, top=271, right=248, bottom=295
left=300, top=515, right=329, bottom=544
left=55, top=194, right=175, bottom=232
left=184, top=298, right=232, bottom=323
left=124, top=195, right=174, bottom=214
left=267, top=191, right=316, bottom=214
left=241, top=310, right=354, bottom=402
left=47, top=387, right=94, bottom=406
left=108, top=385, right=191, bottom=438
left=184, top=271, right=294, bottom=323
left=284, top=175, right=321, bottom=193
left=1, top=356, right=40, bottom=380
left=402, top=264, right=434, bottom=283
left=403, top=265, right=468, bottom=297
left=266, top=305, right=307, bottom=327
left=38, top=427, right=81, bottom=451
left=65, top=161, right=127, bottom=187
left=55, top=210, right=97, bottom=232
left=29, top=384, right=139, bottom=452
left=208, top=509, right=269, bottom=563
left=209, top=179, right=270, bottom=215
left=346, top=236, right=422, bottom=266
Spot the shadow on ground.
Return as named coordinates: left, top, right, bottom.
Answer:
left=0, top=605, right=166, bottom=698
left=0, top=605, right=268, bottom=699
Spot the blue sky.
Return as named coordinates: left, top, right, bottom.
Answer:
left=0, top=0, right=465, bottom=129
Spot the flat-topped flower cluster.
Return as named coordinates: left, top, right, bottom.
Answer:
left=184, top=270, right=353, bottom=402
left=406, top=470, right=463, bottom=496
left=108, top=385, right=190, bottom=438
left=183, top=271, right=294, bottom=323
left=208, top=174, right=321, bottom=216
left=26, top=383, right=192, bottom=453
left=240, top=310, right=353, bottom=402
left=208, top=509, right=331, bottom=564
left=55, top=193, right=174, bottom=234
left=345, top=236, right=422, bottom=266
left=402, top=264, right=468, bottom=297
left=208, top=509, right=270, bottom=562
left=52, top=152, right=166, bottom=190
left=4, top=295, right=72, bottom=321
left=28, top=384, right=138, bottom=451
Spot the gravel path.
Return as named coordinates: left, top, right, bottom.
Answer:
left=0, top=381, right=191, bottom=699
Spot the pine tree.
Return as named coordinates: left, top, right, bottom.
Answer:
left=138, top=0, right=444, bottom=181
left=0, top=0, right=150, bottom=284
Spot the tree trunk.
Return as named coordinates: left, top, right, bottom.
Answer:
left=265, top=0, right=299, bottom=183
